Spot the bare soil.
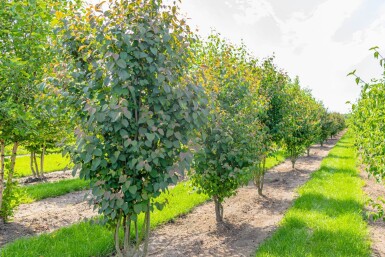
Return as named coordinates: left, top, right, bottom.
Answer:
left=147, top=134, right=343, bottom=257
left=360, top=170, right=385, bottom=257
left=0, top=190, right=96, bottom=247
left=17, top=169, right=77, bottom=185
left=0, top=133, right=342, bottom=253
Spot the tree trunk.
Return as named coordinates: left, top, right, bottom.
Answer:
left=33, top=152, right=40, bottom=178
left=320, top=141, right=323, bottom=147
left=307, top=148, right=310, bottom=157
left=40, top=145, right=45, bottom=178
left=291, top=159, right=296, bottom=169
left=30, top=152, right=37, bottom=177
left=115, top=214, right=123, bottom=257
left=0, top=140, right=5, bottom=223
left=142, top=202, right=151, bottom=257
left=7, top=142, right=19, bottom=184
left=213, top=195, right=223, bottom=223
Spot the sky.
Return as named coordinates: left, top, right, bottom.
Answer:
left=178, top=0, right=385, bottom=113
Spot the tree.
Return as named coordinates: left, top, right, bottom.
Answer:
left=280, top=79, right=322, bottom=169
left=0, top=0, right=58, bottom=222
left=253, top=57, right=289, bottom=195
left=191, top=34, right=267, bottom=222
left=54, top=1, right=207, bottom=256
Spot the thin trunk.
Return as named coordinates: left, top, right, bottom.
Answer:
left=40, top=145, right=45, bottom=178
left=7, top=142, right=19, bottom=184
left=320, top=141, right=324, bottom=147
left=0, top=140, right=5, bottom=223
left=115, top=215, right=123, bottom=257
left=291, top=159, right=295, bottom=169
left=213, top=195, right=223, bottom=223
left=33, top=152, right=40, bottom=178
left=30, top=152, right=37, bottom=177
left=142, top=201, right=151, bottom=257
left=123, top=215, right=131, bottom=256
left=307, top=148, right=310, bottom=157
left=258, top=158, right=266, bottom=196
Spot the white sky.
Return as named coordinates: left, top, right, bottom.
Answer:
left=179, top=0, right=385, bottom=113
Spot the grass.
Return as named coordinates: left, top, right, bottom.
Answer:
left=0, top=182, right=210, bottom=257
left=19, top=179, right=90, bottom=204
left=255, top=133, right=371, bottom=257
left=0, top=150, right=287, bottom=256
left=12, top=153, right=73, bottom=178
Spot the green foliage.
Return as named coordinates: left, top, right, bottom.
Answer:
left=0, top=181, right=22, bottom=223
left=349, top=47, right=385, bottom=220
left=191, top=34, right=268, bottom=222
left=54, top=0, right=207, bottom=254
left=256, top=133, right=371, bottom=257
left=280, top=78, right=323, bottom=168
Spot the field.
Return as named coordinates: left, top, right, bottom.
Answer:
left=1, top=1, right=384, bottom=256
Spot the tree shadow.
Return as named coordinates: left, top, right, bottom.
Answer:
left=0, top=221, right=36, bottom=247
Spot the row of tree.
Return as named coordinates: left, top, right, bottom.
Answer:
left=0, top=0, right=345, bottom=256
left=349, top=47, right=385, bottom=221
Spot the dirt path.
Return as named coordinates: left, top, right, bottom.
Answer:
left=147, top=134, right=343, bottom=257
left=17, top=169, right=77, bottom=185
left=361, top=171, right=385, bottom=257
left=0, top=133, right=341, bottom=250
left=0, top=190, right=97, bottom=247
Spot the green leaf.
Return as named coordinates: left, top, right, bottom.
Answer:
left=129, top=185, right=138, bottom=195
left=116, top=59, right=127, bottom=69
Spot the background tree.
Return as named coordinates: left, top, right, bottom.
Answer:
left=54, top=1, right=207, bottom=256
left=0, top=0, right=59, bottom=222
left=191, top=34, right=267, bottom=223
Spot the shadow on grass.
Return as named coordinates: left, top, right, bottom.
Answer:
left=256, top=216, right=370, bottom=257
left=292, top=192, right=363, bottom=218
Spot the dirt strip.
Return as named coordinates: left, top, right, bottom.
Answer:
left=0, top=190, right=96, bottom=247
left=0, top=133, right=342, bottom=250
left=17, top=169, right=77, bottom=185
left=147, top=134, right=343, bottom=257
left=360, top=171, right=385, bottom=257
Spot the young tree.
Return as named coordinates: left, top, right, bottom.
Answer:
left=280, top=79, right=322, bottom=169
left=0, top=0, right=57, bottom=222
left=54, top=1, right=207, bottom=255
left=191, top=35, right=267, bottom=222
left=253, top=58, right=289, bottom=195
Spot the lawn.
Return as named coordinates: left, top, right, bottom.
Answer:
left=13, top=153, right=73, bottom=178
left=255, top=133, right=371, bottom=257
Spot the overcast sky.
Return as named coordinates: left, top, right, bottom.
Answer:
left=178, top=0, right=385, bottom=113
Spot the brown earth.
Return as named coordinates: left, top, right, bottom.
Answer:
left=17, top=169, right=77, bottom=185
left=147, top=134, right=343, bottom=257
left=0, top=190, right=96, bottom=247
left=0, top=133, right=342, bottom=253
left=361, top=170, right=385, bottom=257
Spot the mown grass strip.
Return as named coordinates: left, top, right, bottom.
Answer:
left=13, top=153, right=73, bottom=178
left=0, top=151, right=287, bottom=256
left=255, top=133, right=371, bottom=257
left=20, top=179, right=90, bottom=204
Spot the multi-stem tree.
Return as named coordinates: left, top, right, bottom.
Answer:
left=191, top=35, right=267, bottom=223
left=54, top=1, right=207, bottom=256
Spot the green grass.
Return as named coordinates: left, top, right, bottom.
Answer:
left=4, top=145, right=29, bottom=156
left=0, top=182, right=210, bottom=257
left=255, top=133, right=371, bottom=257
left=12, top=153, right=73, bottom=178
left=0, top=150, right=287, bottom=256
left=19, top=179, right=90, bottom=204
